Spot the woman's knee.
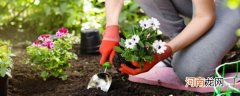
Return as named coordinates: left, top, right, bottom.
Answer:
left=173, top=61, right=215, bottom=83
left=171, top=51, right=217, bottom=82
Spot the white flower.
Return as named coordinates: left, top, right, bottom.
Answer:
left=81, top=22, right=101, bottom=30
left=149, top=17, right=160, bottom=30
left=124, top=0, right=131, bottom=6
left=157, top=30, right=163, bottom=35
left=152, top=40, right=167, bottom=54
left=34, top=0, right=40, bottom=5
left=83, top=0, right=93, bottom=12
left=125, top=39, right=136, bottom=49
left=139, top=19, right=151, bottom=29
left=131, top=35, right=140, bottom=44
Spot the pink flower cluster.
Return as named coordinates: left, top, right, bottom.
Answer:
left=38, top=34, right=52, bottom=42
left=32, top=34, right=54, bottom=49
left=56, top=27, right=69, bottom=38
left=32, top=27, right=69, bottom=49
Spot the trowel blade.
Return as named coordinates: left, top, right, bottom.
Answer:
left=87, top=73, right=112, bottom=92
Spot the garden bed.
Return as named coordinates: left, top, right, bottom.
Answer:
left=6, top=47, right=214, bottom=96
left=4, top=48, right=238, bottom=96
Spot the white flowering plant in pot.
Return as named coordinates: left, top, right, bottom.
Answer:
left=114, top=18, right=167, bottom=68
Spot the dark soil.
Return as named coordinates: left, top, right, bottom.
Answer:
left=6, top=45, right=240, bottom=96
left=5, top=46, right=212, bottom=96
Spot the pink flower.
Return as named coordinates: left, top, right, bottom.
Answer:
left=56, top=31, right=63, bottom=38
left=41, top=41, right=49, bottom=47
left=32, top=38, right=54, bottom=49
left=56, top=27, right=69, bottom=38
left=47, top=41, right=54, bottom=49
left=32, top=40, right=43, bottom=47
left=38, top=34, right=52, bottom=41
left=32, top=40, right=39, bottom=46
left=40, top=41, right=54, bottom=49
left=58, top=27, right=68, bottom=34
left=38, top=44, right=43, bottom=47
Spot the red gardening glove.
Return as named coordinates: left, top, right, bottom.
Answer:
left=119, top=45, right=173, bottom=75
left=99, top=25, right=120, bottom=65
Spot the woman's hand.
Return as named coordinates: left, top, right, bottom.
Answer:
left=168, top=0, right=216, bottom=53
left=100, top=25, right=120, bottom=65
left=99, top=0, right=123, bottom=65
left=119, top=45, right=173, bottom=75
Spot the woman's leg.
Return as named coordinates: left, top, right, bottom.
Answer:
left=136, top=0, right=186, bottom=38
left=172, top=0, right=240, bottom=82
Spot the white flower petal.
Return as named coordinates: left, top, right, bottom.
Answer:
left=157, top=30, right=163, bottom=35
left=125, top=39, right=136, bottom=49
left=139, top=19, right=151, bottom=29
left=149, top=17, right=160, bottom=30
left=157, top=49, right=164, bottom=54
left=152, top=40, right=167, bottom=54
left=131, top=35, right=140, bottom=44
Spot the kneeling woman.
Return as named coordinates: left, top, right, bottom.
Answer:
left=99, top=0, right=240, bottom=82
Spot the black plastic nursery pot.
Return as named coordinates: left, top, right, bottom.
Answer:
left=0, top=76, right=8, bottom=96
left=112, top=34, right=137, bottom=72
left=113, top=53, right=137, bottom=73
left=80, top=29, right=101, bottom=54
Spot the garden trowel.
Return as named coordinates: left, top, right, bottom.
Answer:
left=87, top=62, right=112, bottom=92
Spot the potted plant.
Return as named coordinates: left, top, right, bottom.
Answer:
left=26, top=27, right=78, bottom=80
left=80, top=29, right=101, bottom=54
left=0, top=40, right=13, bottom=96
left=113, top=17, right=166, bottom=70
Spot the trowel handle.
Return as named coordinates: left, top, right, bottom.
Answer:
left=103, top=62, right=111, bottom=73
left=103, top=62, right=111, bottom=69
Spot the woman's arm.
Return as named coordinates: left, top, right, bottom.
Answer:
left=167, top=0, right=216, bottom=53
left=105, top=0, right=123, bottom=26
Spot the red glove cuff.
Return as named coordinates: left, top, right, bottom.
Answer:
left=103, top=25, right=120, bottom=41
left=156, top=45, right=173, bottom=61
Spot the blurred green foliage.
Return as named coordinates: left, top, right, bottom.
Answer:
left=119, top=0, right=147, bottom=33
left=227, top=0, right=240, bottom=9
left=0, top=0, right=145, bottom=35
left=0, top=0, right=83, bottom=34
left=1, top=0, right=238, bottom=37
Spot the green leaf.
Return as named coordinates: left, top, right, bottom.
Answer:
left=60, top=74, right=68, bottom=80
left=129, top=3, right=139, bottom=12
left=119, top=38, right=125, bottom=47
left=0, top=68, right=7, bottom=77
left=131, top=55, right=139, bottom=61
left=138, top=41, right=144, bottom=48
left=145, top=42, right=152, bottom=47
left=114, top=46, right=124, bottom=53
left=41, top=71, right=49, bottom=81
left=144, top=56, right=154, bottom=62
left=140, top=62, right=144, bottom=70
